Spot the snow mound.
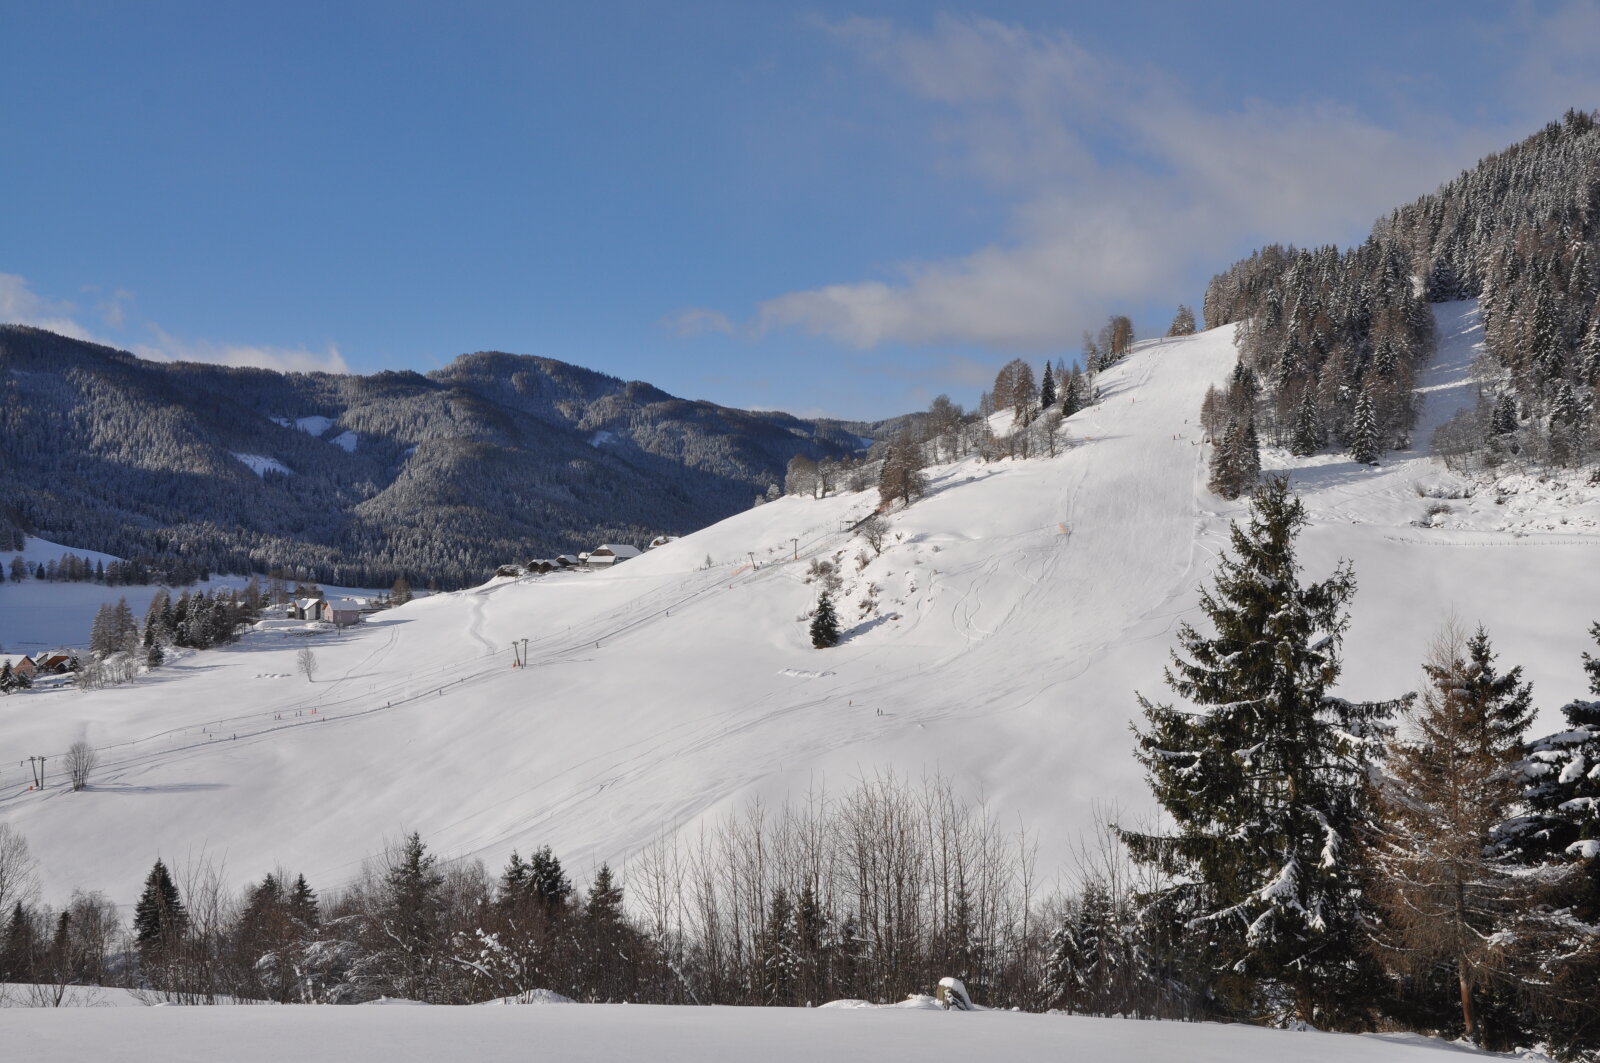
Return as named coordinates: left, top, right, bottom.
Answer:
left=478, top=989, right=576, bottom=1005
left=295, top=415, right=336, bottom=436
left=233, top=453, right=292, bottom=477
left=330, top=430, right=359, bottom=452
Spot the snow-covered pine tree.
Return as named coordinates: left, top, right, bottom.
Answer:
left=1039, top=360, right=1057, bottom=411
left=579, top=864, right=632, bottom=1001
left=1371, top=625, right=1534, bottom=1045
left=1489, top=392, right=1519, bottom=436
left=1124, top=476, right=1399, bottom=1026
left=288, top=874, right=319, bottom=929
left=1060, top=367, right=1086, bottom=417
left=1169, top=305, right=1197, bottom=337
left=1207, top=416, right=1241, bottom=498
left=1238, top=417, right=1262, bottom=490
left=1494, top=623, right=1600, bottom=1055
left=1347, top=387, right=1380, bottom=464
left=759, top=887, right=799, bottom=1005
left=526, top=845, right=572, bottom=915
left=347, top=832, right=445, bottom=1001
left=1581, top=320, right=1600, bottom=388
left=1040, top=880, right=1146, bottom=1015
left=1290, top=387, right=1322, bottom=456
left=810, top=592, right=840, bottom=649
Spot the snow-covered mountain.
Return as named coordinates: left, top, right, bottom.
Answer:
left=5, top=302, right=1600, bottom=904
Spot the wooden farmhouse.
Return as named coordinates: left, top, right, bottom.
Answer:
left=587, top=544, right=641, bottom=568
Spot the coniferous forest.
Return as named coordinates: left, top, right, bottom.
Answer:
left=0, top=328, right=878, bottom=589
left=1202, top=109, right=1600, bottom=483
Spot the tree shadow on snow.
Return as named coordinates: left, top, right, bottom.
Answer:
left=86, top=782, right=230, bottom=795
left=841, top=613, right=899, bottom=643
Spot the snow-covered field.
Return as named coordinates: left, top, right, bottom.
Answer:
left=1, top=996, right=1521, bottom=1063
left=3, top=302, right=1598, bottom=911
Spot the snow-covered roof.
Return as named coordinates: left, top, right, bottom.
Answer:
left=591, top=544, right=641, bottom=558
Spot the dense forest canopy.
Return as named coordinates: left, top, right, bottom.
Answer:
left=0, top=328, right=878, bottom=588
left=1203, top=109, right=1600, bottom=476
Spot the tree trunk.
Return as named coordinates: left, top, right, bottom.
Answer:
left=1458, top=962, right=1476, bottom=1043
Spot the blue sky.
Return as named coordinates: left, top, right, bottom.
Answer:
left=5, top=2, right=1600, bottom=420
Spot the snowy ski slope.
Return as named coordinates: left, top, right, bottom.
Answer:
left=4, top=302, right=1600, bottom=903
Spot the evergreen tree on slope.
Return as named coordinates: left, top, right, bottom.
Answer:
left=1497, top=623, right=1600, bottom=1055
left=810, top=592, right=840, bottom=649
left=134, top=858, right=189, bottom=964
left=1348, top=388, right=1380, bottom=464
left=1124, top=476, right=1400, bottom=1026
left=1290, top=387, right=1323, bottom=456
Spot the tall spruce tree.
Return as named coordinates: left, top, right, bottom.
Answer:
left=133, top=858, right=188, bottom=958
left=1239, top=417, right=1262, bottom=488
left=1124, top=476, right=1399, bottom=1025
left=1290, top=387, right=1323, bottom=456
left=1039, top=360, right=1057, bottom=411
left=810, top=592, right=840, bottom=649
left=1348, top=388, right=1380, bottom=464
left=1208, top=417, right=1241, bottom=498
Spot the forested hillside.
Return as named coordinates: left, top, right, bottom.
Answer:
left=1202, top=109, right=1600, bottom=483
left=0, top=328, right=872, bottom=587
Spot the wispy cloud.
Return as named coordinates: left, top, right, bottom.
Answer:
left=0, top=273, right=99, bottom=342
left=661, top=306, right=736, bottom=337
left=91, top=286, right=135, bottom=330
left=1, top=271, right=348, bottom=374
left=748, top=14, right=1531, bottom=351
left=133, top=327, right=349, bottom=374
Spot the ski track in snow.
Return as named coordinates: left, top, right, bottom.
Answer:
left=6, top=303, right=1600, bottom=904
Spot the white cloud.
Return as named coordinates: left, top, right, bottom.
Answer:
left=0, top=273, right=98, bottom=341
left=662, top=306, right=736, bottom=337
left=133, top=326, right=349, bottom=374
left=94, top=287, right=135, bottom=330
left=753, top=15, right=1513, bottom=351
left=2, top=271, right=348, bottom=374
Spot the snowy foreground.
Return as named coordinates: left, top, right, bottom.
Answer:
left=4, top=302, right=1600, bottom=903
left=3, top=997, right=1517, bottom=1063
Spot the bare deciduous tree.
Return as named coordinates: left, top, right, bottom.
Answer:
left=0, top=822, right=39, bottom=914
left=856, top=514, right=888, bottom=556
left=66, top=740, right=98, bottom=792
left=297, top=646, right=318, bottom=683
